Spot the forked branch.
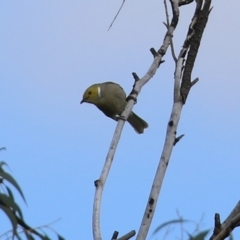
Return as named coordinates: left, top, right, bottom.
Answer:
left=92, top=1, right=212, bottom=240
left=92, top=0, right=177, bottom=238
left=136, top=1, right=212, bottom=240
left=210, top=201, right=240, bottom=240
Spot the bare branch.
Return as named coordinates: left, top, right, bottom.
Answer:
left=150, top=48, right=159, bottom=58
left=108, top=0, right=126, bottom=31
left=222, top=201, right=240, bottom=228
left=212, top=213, right=240, bottom=240
left=163, top=22, right=177, bottom=62
left=210, top=201, right=240, bottom=240
left=93, top=1, right=212, bottom=240
left=210, top=213, right=222, bottom=240
left=174, top=134, right=185, bottom=145
left=111, top=231, right=119, bottom=240
left=117, top=230, right=136, bottom=240
left=163, top=0, right=177, bottom=62
left=93, top=0, right=178, bottom=237
left=191, top=77, right=199, bottom=86
left=178, top=0, right=194, bottom=6
left=134, top=4, right=181, bottom=239
left=164, top=0, right=170, bottom=26
left=180, top=0, right=212, bottom=103
left=136, top=1, right=212, bottom=239
left=132, top=72, right=140, bottom=82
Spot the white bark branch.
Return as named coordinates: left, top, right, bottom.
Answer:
left=92, top=0, right=181, bottom=236
left=210, top=200, right=240, bottom=240
left=136, top=0, right=212, bottom=238
left=135, top=57, right=184, bottom=240
left=92, top=0, right=212, bottom=239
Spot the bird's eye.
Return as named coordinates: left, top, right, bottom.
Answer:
left=88, top=91, right=92, bottom=95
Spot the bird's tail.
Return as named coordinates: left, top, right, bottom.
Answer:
left=127, top=111, right=148, bottom=134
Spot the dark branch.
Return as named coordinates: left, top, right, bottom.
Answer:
left=108, top=0, right=126, bottom=31
left=111, top=231, right=119, bottom=240
left=117, top=230, right=136, bottom=240
left=178, top=0, right=194, bottom=6
left=150, top=48, right=158, bottom=58
left=132, top=72, right=140, bottom=82
left=180, top=0, right=212, bottom=104
left=210, top=201, right=240, bottom=240
left=174, top=134, right=185, bottom=145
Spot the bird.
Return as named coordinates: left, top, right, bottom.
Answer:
left=80, top=81, right=148, bottom=134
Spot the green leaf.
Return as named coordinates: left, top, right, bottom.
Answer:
left=6, top=185, right=15, bottom=201
left=0, top=193, right=24, bottom=219
left=189, top=230, right=210, bottom=240
left=41, top=236, right=51, bottom=240
left=0, top=205, right=18, bottom=235
left=15, top=233, right=23, bottom=240
left=58, top=234, right=66, bottom=240
left=153, top=218, right=191, bottom=234
left=0, top=161, right=8, bottom=168
left=0, top=169, right=26, bottom=203
left=24, top=230, right=35, bottom=240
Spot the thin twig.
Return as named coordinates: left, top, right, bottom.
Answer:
left=93, top=1, right=176, bottom=237
left=179, top=0, right=194, bottom=6
left=164, top=0, right=170, bottom=26
left=135, top=2, right=181, bottom=237
left=210, top=200, right=240, bottom=240
left=0, top=217, right=61, bottom=239
left=163, top=0, right=177, bottom=62
left=222, top=201, right=240, bottom=229
left=108, top=0, right=126, bottom=31
left=180, top=0, right=212, bottom=103
left=136, top=0, right=211, bottom=239
left=212, top=213, right=240, bottom=240
left=111, top=231, right=119, bottom=240
left=117, top=230, right=136, bottom=240
left=174, top=134, right=184, bottom=145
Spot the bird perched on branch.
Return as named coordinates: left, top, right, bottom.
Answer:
left=80, top=82, right=148, bottom=134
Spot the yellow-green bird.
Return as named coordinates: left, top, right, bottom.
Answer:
left=80, top=82, right=148, bottom=134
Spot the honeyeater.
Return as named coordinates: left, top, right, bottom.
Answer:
left=80, top=82, right=148, bottom=134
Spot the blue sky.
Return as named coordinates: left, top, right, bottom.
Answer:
left=1, top=1, right=240, bottom=239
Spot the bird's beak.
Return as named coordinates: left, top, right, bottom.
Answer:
left=80, top=97, right=87, bottom=104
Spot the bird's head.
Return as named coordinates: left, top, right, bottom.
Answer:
left=80, top=84, right=101, bottom=105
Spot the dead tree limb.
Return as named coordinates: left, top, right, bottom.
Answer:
left=210, top=201, right=240, bottom=240
left=92, top=1, right=212, bottom=240
left=136, top=1, right=212, bottom=240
